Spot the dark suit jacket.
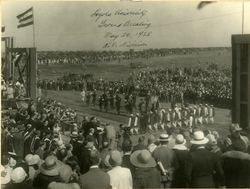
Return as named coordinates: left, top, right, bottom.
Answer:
left=185, top=147, right=224, bottom=188
left=222, top=150, right=250, bottom=188
left=79, top=167, right=110, bottom=189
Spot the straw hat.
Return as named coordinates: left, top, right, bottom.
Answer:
left=159, top=134, right=169, bottom=142
left=25, top=154, right=41, bottom=166
left=70, top=131, right=78, bottom=138
left=40, top=156, right=60, bottom=176
left=175, top=134, right=186, bottom=145
left=130, top=150, right=156, bottom=168
left=190, top=131, right=209, bottom=145
left=1, top=165, right=11, bottom=185
left=11, top=167, right=27, bottom=183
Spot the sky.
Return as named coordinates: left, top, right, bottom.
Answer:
left=1, top=1, right=250, bottom=51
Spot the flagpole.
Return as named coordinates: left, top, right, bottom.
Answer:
left=32, top=7, right=36, bottom=47
left=242, top=0, right=244, bottom=34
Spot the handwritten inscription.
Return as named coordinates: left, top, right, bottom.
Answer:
left=90, top=8, right=152, bottom=49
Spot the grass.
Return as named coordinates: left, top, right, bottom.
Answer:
left=40, top=49, right=232, bottom=142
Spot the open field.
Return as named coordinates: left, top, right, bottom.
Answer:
left=40, top=49, right=232, bottom=141
left=38, top=49, right=231, bottom=81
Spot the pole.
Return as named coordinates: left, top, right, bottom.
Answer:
left=32, top=7, right=36, bottom=47
left=242, top=0, right=244, bottom=34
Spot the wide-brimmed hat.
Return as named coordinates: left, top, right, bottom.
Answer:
left=40, top=156, right=60, bottom=176
left=175, top=134, right=186, bottom=145
left=229, top=123, right=242, bottom=133
left=130, top=150, right=156, bottom=168
left=25, top=154, right=41, bottom=166
left=159, top=134, right=169, bottom=142
left=190, top=131, right=209, bottom=145
left=109, top=150, right=122, bottom=166
left=11, top=167, right=27, bottom=183
left=1, top=165, right=11, bottom=185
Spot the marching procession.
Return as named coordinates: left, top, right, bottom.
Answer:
left=1, top=78, right=250, bottom=189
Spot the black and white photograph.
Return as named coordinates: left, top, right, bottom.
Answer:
left=1, top=1, right=250, bottom=189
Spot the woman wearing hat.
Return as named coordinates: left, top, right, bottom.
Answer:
left=25, top=154, right=41, bottom=181
left=5, top=167, right=33, bottom=189
left=185, top=131, right=224, bottom=188
left=33, top=156, right=61, bottom=189
left=130, top=149, right=161, bottom=188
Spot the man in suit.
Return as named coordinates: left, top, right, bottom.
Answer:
left=79, top=150, right=110, bottom=189
left=185, top=131, right=225, bottom=188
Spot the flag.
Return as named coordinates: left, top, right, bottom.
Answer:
left=17, top=7, right=33, bottom=28
left=197, top=1, right=216, bottom=10
left=1, top=26, right=5, bottom=32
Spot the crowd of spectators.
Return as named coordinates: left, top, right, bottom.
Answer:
left=1, top=93, right=250, bottom=189
left=38, top=65, right=232, bottom=109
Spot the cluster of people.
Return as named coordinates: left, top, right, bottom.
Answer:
left=38, top=65, right=232, bottom=109
left=128, top=102, right=215, bottom=135
left=37, top=48, right=229, bottom=65
left=2, top=108, right=250, bottom=189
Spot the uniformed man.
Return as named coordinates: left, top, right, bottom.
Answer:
left=115, top=94, right=121, bottom=115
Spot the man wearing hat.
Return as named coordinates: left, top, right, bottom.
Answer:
left=152, top=134, right=177, bottom=188
left=130, top=149, right=161, bottom=188
left=108, top=150, right=133, bottom=189
left=185, top=130, right=224, bottom=188
left=224, top=123, right=250, bottom=153
left=172, top=134, right=188, bottom=188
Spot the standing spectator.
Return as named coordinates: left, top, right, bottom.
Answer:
left=24, top=154, right=41, bottom=181
left=172, top=134, right=188, bottom=188
left=185, top=131, right=224, bottom=188
left=132, top=136, right=147, bottom=152
left=104, top=124, right=116, bottom=150
left=12, top=124, right=25, bottom=161
left=152, top=134, right=177, bottom=188
left=130, top=149, right=161, bottom=188
left=33, top=156, right=61, bottom=189
left=79, top=150, right=110, bottom=189
left=108, top=150, right=133, bottom=189
left=48, top=164, right=81, bottom=189
left=147, top=134, right=157, bottom=154
left=221, top=139, right=250, bottom=188
left=121, top=139, right=134, bottom=175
